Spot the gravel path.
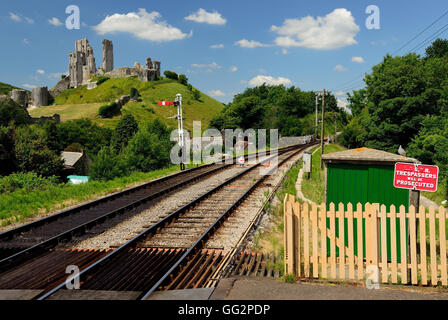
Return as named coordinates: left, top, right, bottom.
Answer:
left=71, top=167, right=243, bottom=249
left=72, top=152, right=284, bottom=249
left=205, top=151, right=304, bottom=250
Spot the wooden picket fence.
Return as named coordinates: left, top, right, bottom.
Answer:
left=283, top=194, right=448, bottom=286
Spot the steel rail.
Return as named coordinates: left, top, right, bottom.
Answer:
left=0, top=164, right=228, bottom=272
left=139, top=144, right=311, bottom=299
left=0, top=146, right=281, bottom=270
left=36, top=144, right=305, bottom=300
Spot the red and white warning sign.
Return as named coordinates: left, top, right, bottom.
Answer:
left=394, top=162, right=439, bottom=192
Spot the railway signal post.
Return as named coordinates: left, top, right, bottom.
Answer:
left=175, top=94, right=187, bottom=171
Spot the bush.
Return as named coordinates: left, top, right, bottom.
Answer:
left=192, top=89, right=201, bottom=101
left=90, top=146, right=129, bottom=181
left=125, top=119, right=172, bottom=172
left=14, top=125, right=64, bottom=177
left=130, top=87, right=139, bottom=100
left=111, top=114, right=139, bottom=153
left=164, top=70, right=178, bottom=80
left=0, top=172, right=59, bottom=194
left=56, top=119, right=112, bottom=156
left=178, top=74, right=188, bottom=86
left=96, top=76, right=110, bottom=86
left=64, top=142, right=83, bottom=152
left=0, top=97, right=32, bottom=126
left=99, top=102, right=121, bottom=118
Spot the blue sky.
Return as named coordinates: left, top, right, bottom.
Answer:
left=1, top=0, right=448, bottom=105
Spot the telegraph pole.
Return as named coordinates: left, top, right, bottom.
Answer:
left=320, top=89, right=325, bottom=169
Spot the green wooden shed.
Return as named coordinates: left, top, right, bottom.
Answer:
left=322, top=147, right=420, bottom=259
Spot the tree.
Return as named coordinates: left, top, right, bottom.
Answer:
left=164, top=70, right=178, bottom=80
left=14, top=125, right=64, bottom=177
left=192, top=89, right=201, bottom=101
left=425, top=38, right=448, bottom=59
left=56, top=119, right=112, bottom=156
left=178, top=74, right=188, bottom=86
left=111, top=114, right=139, bottom=153
left=125, top=120, right=172, bottom=172
left=90, top=146, right=129, bottom=181
left=0, top=126, right=16, bottom=175
left=0, top=97, right=31, bottom=126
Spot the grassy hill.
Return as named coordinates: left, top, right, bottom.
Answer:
left=0, top=82, right=26, bottom=95
left=29, top=77, right=225, bottom=131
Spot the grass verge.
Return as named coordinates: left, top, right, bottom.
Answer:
left=0, top=165, right=186, bottom=228
left=301, top=144, right=346, bottom=204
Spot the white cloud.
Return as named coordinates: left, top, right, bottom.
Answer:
left=249, top=75, right=292, bottom=87
left=210, top=44, right=224, bottom=49
left=9, top=12, right=21, bottom=22
left=351, top=56, right=364, bottom=63
left=235, top=39, right=271, bottom=48
left=208, top=90, right=225, bottom=97
left=271, top=8, right=360, bottom=50
left=22, top=84, right=37, bottom=89
left=36, top=69, right=45, bottom=75
left=185, top=8, right=226, bottom=25
left=335, top=91, right=346, bottom=97
left=334, top=64, right=348, bottom=72
left=48, top=72, right=65, bottom=79
left=10, top=13, right=34, bottom=24
left=48, top=17, right=63, bottom=27
left=191, top=62, right=221, bottom=69
left=93, top=8, right=190, bottom=42
left=230, top=66, right=238, bottom=72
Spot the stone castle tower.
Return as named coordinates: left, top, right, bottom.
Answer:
left=102, top=39, right=114, bottom=73
left=69, top=38, right=97, bottom=88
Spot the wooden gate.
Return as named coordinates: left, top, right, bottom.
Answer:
left=283, top=194, right=448, bottom=286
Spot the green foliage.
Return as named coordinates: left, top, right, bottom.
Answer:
left=0, top=172, right=59, bottom=194
left=64, top=142, right=83, bottom=152
left=0, top=165, right=181, bottom=226
left=111, top=114, right=139, bottom=153
left=95, top=76, right=110, bottom=86
left=425, top=38, right=448, bottom=59
left=99, top=102, right=121, bottom=118
left=0, top=97, right=32, bottom=126
left=0, top=126, right=17, bottom=175
left=130, top=87, right=139, bottom=100
left=340, top=39, right=448, bottom=201
left=178, top=74, right=188, bottom=86
left=192, top=88, right=201, bottom=101
left=343, top=51, right=448, bottom=153
left=125, top=119, right=172, bottom=172
left=14, top=125, right=64, bottom=177
left=209, top=84, right=343, bottom=137
left=55, top=119, right=112, bottom=156
left=0, top=82, right=25, bottom=95
left=89, top=145, right=129, bottom=181
left=164, top=70, right=178, bottom=81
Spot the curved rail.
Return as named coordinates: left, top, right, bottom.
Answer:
left=37, top=143, right=313, bottom=300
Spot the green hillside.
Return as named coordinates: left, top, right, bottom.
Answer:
left=29, top=77, right=225, bottom=131
left=0, top=82, right=26, bottom=95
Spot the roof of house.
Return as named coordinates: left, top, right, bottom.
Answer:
left=61, top=151, right=83, bottom=167
left=322, top=147, right=420, bottom=164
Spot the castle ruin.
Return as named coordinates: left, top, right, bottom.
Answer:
left=48, top=38, right=162, bottom=99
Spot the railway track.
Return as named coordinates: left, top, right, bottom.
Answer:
left=0, top=154, right=251, bottom=270
left=32, top=144, right=311, bottom=300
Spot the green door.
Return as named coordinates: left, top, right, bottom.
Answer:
left=326, top=163, right=409, bottom=260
